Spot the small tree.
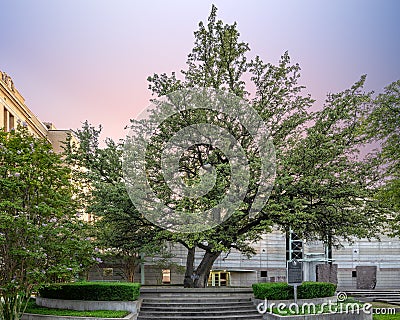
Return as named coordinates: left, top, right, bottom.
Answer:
left=0, top=127, right=95, bottom=320
left=65, top=122, right=166, bottom=283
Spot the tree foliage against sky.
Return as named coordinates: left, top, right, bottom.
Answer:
left=280, top=77, right=387, bottom=253
left=0, top=127, right=95, bottom=320
left=142, top=5, right=388, bottom=286
left=68, top=5, right=394, bottom=288
left=369, top=80, right=400, bottom=233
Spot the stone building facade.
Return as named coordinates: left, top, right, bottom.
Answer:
left=0, top=70, right=71, bottom=148
left=0, top=70, right=95, bottom=221
left=88, top=229, right=400, bottom=289
left=135, top=231, right=400, bottom=289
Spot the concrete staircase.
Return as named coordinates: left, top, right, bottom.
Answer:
left=344, top=289, right=400, bottom=306
left=137, top=287, right=263, bottom=320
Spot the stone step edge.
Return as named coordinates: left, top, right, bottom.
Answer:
left=137, top=316, right=261, bottom=320
left=140, top=305, right=255, bottom=310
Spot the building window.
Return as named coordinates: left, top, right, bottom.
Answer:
left=3, top=107, right=6, bottom=130
left=9, top=114, right=14, bottom=130
left=3, top=107, right=15, bottom=132
left=352, top=271, right=357, bottom=278
left=162, top=269, right=171, bottom=284
left=260, top=270, right=268, bottom=278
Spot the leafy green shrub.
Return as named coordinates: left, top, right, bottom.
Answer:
left=39, top=282, right=140, bottom=301
left=252, top=282, right=293, bottom=300
left=252, top=281, right=336, bottom=300
left=297, top=281, right=336, bottom=299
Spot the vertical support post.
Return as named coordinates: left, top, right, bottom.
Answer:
left=140, top=253, right=145, bottom=285
left=289, top=228, right=293, bottom=262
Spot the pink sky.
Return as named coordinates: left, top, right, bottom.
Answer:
left=1, top=0, right=399, bottom=141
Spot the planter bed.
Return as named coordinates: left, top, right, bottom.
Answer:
left=22, top=313, right=135, bottom=320
left=36, top=297, right=139, bottom=313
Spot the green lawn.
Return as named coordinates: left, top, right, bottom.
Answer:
left=374, top=314, right=400, bottom=320
left=24, top=300, right=129, bottom=318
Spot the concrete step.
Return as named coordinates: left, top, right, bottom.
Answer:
left=142, top=297, right=253, bottom=304
left=140, top=287, right=254, bottom=298
left=347, top=292, right=400, bottom=296
left=141, top=303, right=253, bottom=309
left=344, top=290, right=400, bottom=296
left=142, top=301, right=253, bottom=309
left=137, top=287, right=262, bottom=320
left=138, top=316, right=262, bottom=320
left=374, top=298, right=400, bottom=306
left=139, top=310, right=261, bottom=316
left=140, top=305, right=255, bottom=314
left=344, top=290, right=400, bottom=305
left=140, top=287, right=253, bottom=293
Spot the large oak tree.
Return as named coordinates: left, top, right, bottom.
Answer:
left=132, top=6, right=387, bottom=287
left=70, top=6, right=390, bottom=288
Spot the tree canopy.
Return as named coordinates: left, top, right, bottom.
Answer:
left=68, top=5, right=393, bottom=288
left=133, top=5, right=388, bottom=286
left=368, top=80, right=400, bottom=233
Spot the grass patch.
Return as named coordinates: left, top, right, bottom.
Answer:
left=374, top=314, right=400, bottom=320
left=24, top=300, right=129, bottom=318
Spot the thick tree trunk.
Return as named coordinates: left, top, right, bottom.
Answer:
left=193, top=250, right=221, bottom=288
left=184, top=247, right=195, bottom=288
left=124, top=255, right=138, bottom=282
left=127, top=267, right=135, bottom=282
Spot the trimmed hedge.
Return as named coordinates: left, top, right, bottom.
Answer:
left=252, top=282, right=293, bottom=300
left=39, top=282, right=140, bottom=301
left=252, top=281, right=336, bottom=300
left=297, top=281, right=337, bottom=299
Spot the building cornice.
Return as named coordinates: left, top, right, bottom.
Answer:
left=0, top=71, right=49, bottom=138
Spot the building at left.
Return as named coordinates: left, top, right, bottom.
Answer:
left=0, top=70, right=74, bottom=153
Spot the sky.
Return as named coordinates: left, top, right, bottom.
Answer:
left=1, top=0, right=399, bottom=141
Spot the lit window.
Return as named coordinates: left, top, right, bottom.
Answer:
left=162, top=269, right=171, bottom=284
